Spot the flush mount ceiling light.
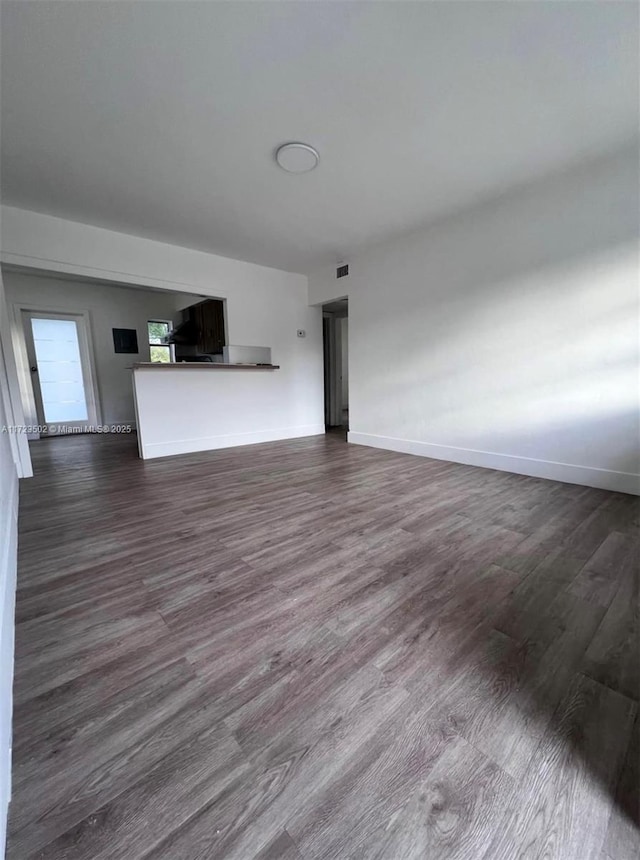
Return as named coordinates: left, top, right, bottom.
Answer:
left=275, top=142, right=319, bottom=173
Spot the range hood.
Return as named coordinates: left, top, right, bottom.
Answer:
left=166, top=318, right=198, bottom=345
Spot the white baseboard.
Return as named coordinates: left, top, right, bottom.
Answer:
left=141, top=424, right=325, bottom=459
left=348, top=431, right=640, bottom=496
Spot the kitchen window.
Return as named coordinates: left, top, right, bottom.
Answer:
left=148, top=320, right=173, bottom=363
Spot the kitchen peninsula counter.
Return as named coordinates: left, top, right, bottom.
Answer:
left=131, top=361, right=321, bottom=460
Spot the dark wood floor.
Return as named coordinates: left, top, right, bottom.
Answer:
left=7, top=432, right=639, bottom=860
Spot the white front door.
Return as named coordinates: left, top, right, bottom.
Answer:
left=22, top=311, right=99, bottom=434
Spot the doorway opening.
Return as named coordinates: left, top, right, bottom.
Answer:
left=20, top=310, right=100, bottom=434
left=322, top=298, right=348, bottom=437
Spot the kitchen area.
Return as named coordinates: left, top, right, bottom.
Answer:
left=133, top=297, right=286, bottom=460
left=3, top=266, right=323, bottom=460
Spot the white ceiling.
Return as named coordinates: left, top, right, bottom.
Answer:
left=2, top=1, right=638, bottom=273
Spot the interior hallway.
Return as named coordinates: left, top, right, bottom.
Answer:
left=7, top=433, right=639, bottom=859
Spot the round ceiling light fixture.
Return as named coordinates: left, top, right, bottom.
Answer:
left=275, top=142, right=319, bottom=173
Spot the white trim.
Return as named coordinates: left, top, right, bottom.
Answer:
left=139, top=424, right=325, bottom=460
left=0, top=277, right=32, bottom=477
left=347, top=431, right=640, bottom=496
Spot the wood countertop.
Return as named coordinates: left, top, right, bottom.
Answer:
left=132, top=362, right=280, bottom=370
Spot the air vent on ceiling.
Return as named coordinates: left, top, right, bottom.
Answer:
left=336, top=263, right=349, bottom=279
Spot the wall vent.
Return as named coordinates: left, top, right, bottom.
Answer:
left=336, top=264, right=349, bottom=279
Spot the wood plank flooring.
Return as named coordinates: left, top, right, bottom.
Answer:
left=7, top=432, right=640, bottom=860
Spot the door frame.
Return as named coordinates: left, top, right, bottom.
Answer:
left=323, top=313, right=342, bottom=427
left=0, top=275, right=32, bottom=476
left=13, top=305, right=102, bottom=437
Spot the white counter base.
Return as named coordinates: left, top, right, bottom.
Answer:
left=132, top=365, right=324, bottom=459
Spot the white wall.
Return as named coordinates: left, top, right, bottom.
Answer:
left=0, top=399, right=17, bottom=860
left=0, top=272, right=28, bottom=858
left=0, top=351, right=17, bottom=860
left=3, top=271, right=202, bottom=426
left=309, top=148, right=640, bottom=494
left=0, top=207, right=325, bottom=444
